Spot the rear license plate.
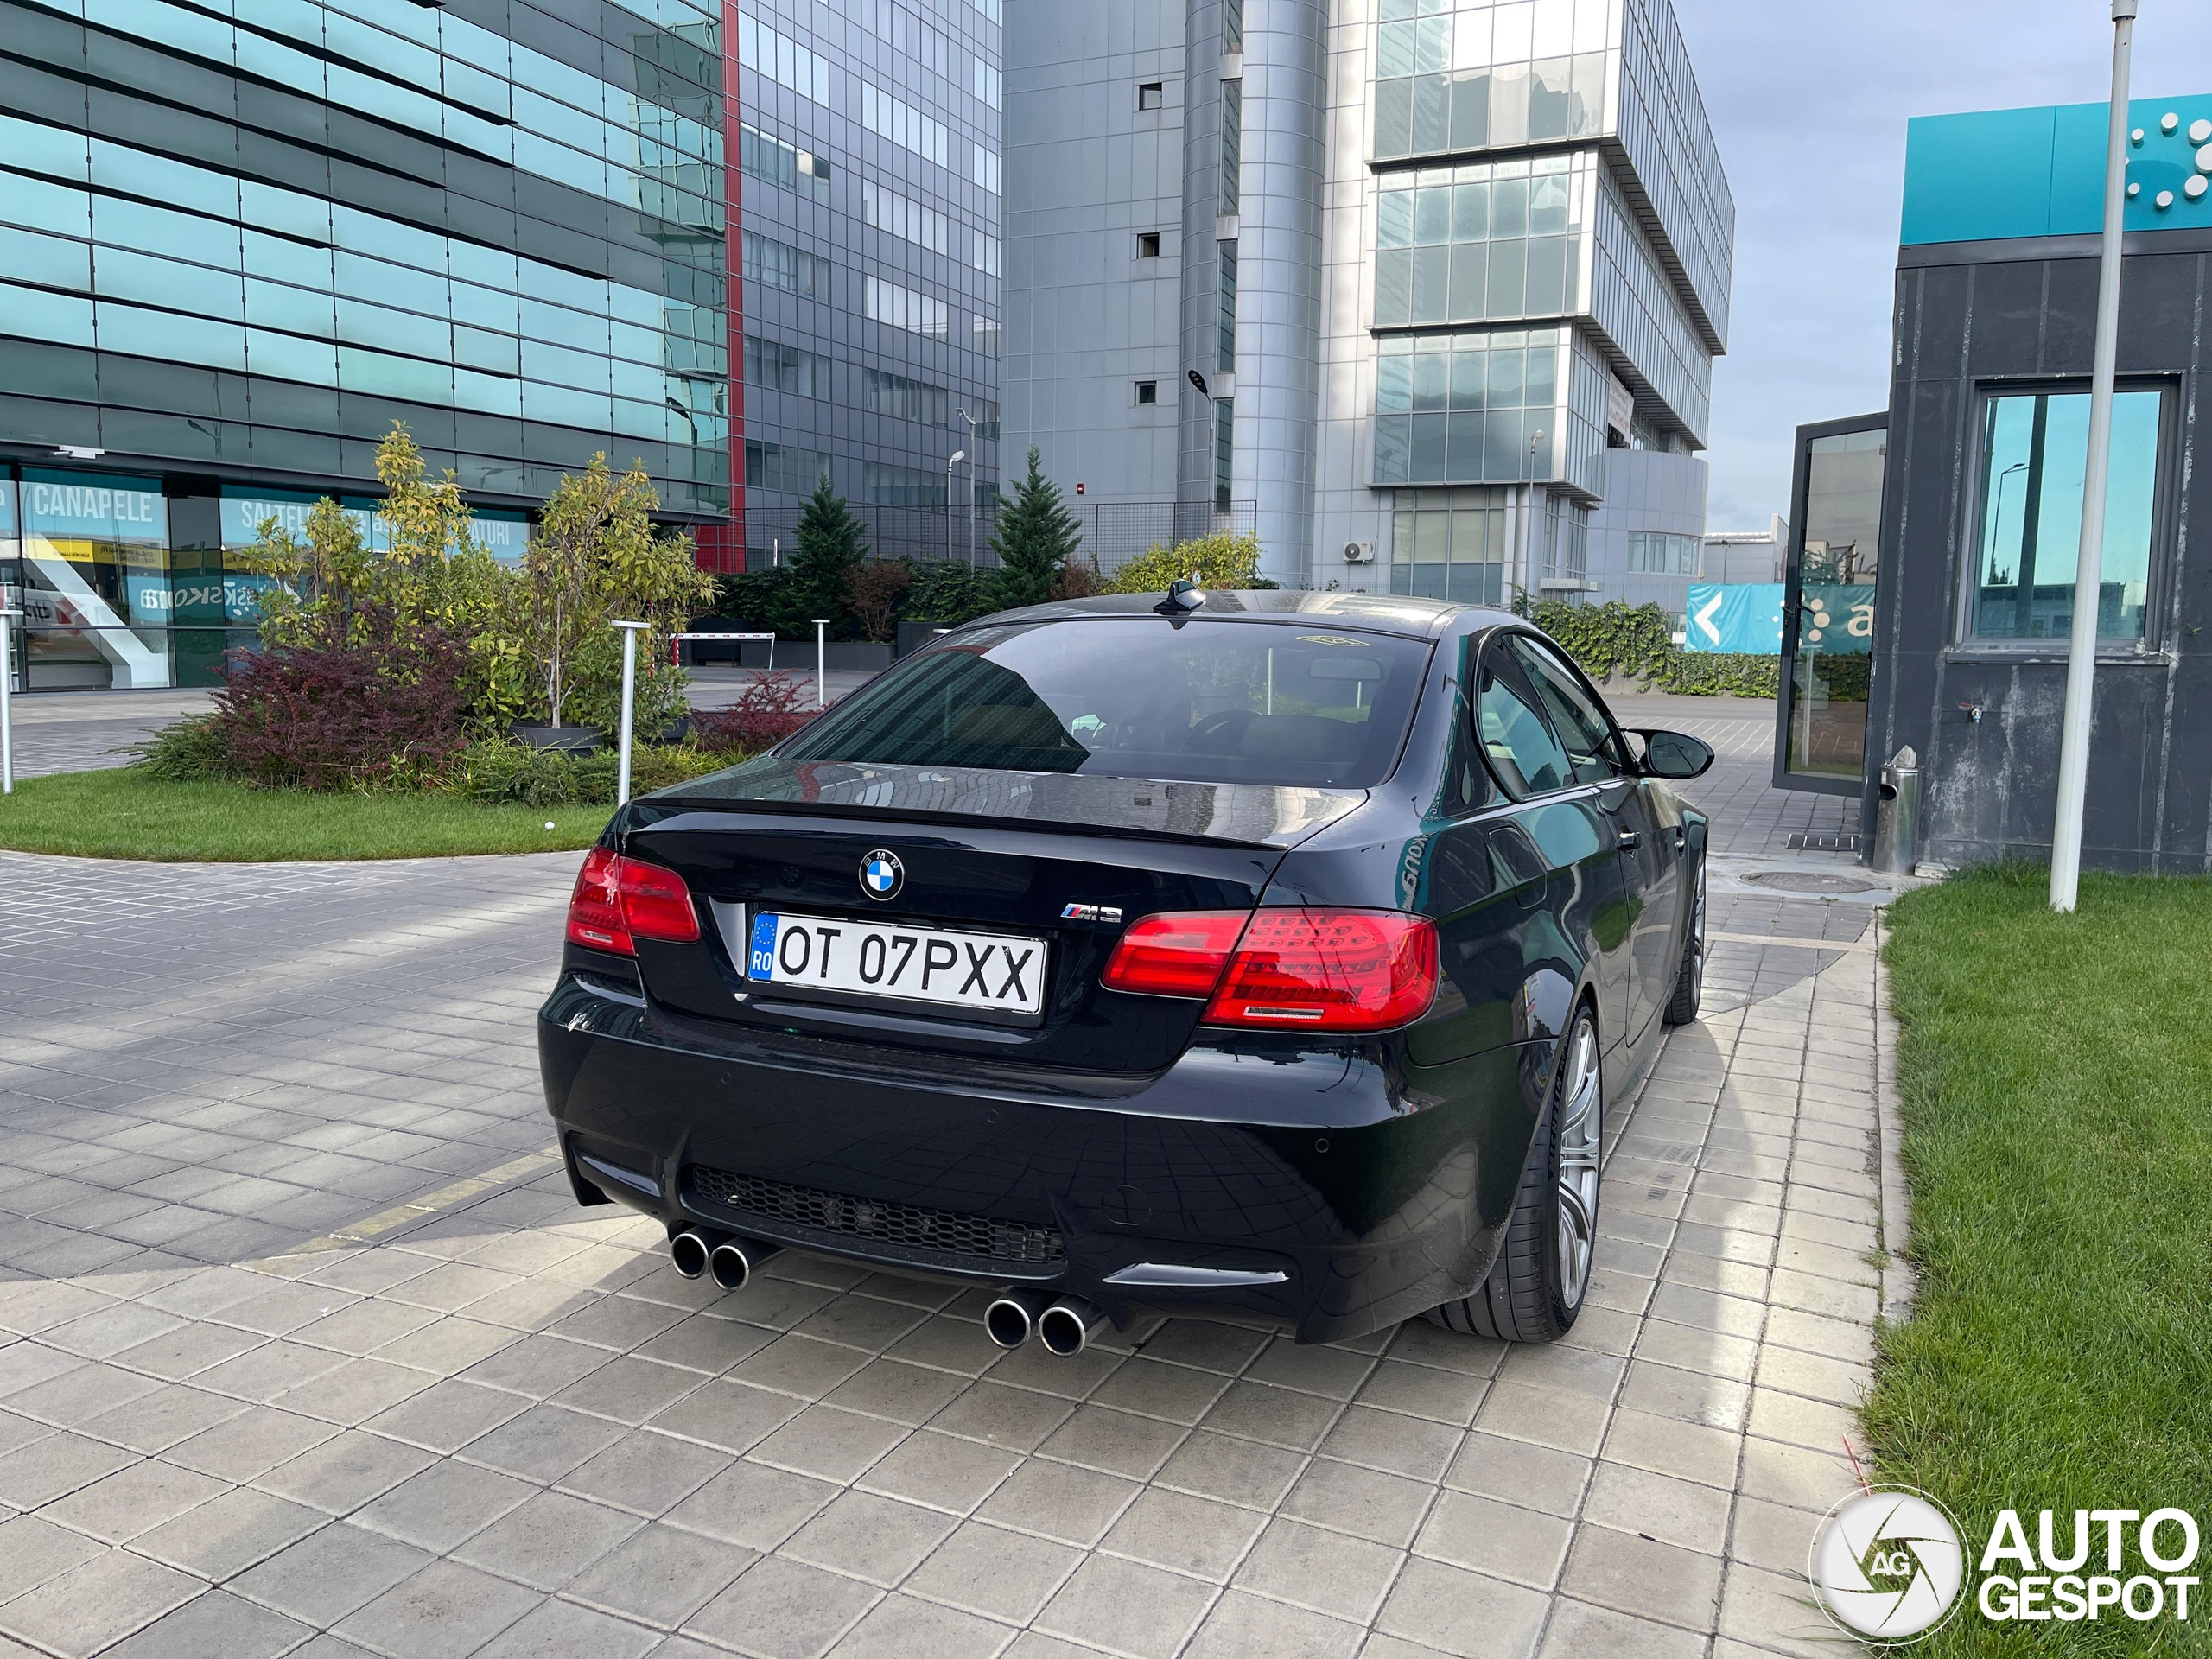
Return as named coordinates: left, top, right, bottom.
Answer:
left=747, top=912, right=1046, bottom=1017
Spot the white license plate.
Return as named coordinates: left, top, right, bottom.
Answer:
left=745, top=911, right=1046, bottom=1016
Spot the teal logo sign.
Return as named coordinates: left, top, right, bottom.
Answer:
left=1687, top=584, right=1875, bottom=655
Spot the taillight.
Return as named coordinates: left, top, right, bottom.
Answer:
left=565, top=848, right=701, bottom=956
left=1204, top=909, right=1437, bottom=1032
left=1098, top=912, right=1248, bottom=998
left=1100, top=907, right=1439, bottom=1033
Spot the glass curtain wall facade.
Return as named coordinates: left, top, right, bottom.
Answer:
left=1330, top=0, right=1732, bottom=603
left=734, top=0, right=1001, bottom=567
left=0, top=0, right=726, bottom=689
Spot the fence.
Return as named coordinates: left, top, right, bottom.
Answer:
left=741, top=499, right=1257, bottom=579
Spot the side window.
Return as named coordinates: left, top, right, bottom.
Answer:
left=1475, top=644, right=1573, bottom=799
left=1510, top=635, right=1622, bottom=785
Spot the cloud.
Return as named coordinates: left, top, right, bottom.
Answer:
left=1675, top=0, right=2210, bottom=529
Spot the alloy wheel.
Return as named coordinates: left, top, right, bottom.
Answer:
left=1689, top=858, right=1707, bottom=1001
left=1554, top=1015, right=1602, bottom=1306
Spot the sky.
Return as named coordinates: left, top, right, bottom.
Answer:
left=1672, top=0, right=2211, bottom=531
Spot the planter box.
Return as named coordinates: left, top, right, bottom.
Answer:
left=511, top=722, right=601, bottom=753
left=896, top=620, right=957, bottom=659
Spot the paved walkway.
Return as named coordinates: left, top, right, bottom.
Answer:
left=3, top=691, right=218, bottom=782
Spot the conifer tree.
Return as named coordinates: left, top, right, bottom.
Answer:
left=986, top=448, right=1084, bottom=611
left=779, top=473, right=870, bottom=637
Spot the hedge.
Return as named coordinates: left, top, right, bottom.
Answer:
left=1515, top=597, right=1868, bottom=702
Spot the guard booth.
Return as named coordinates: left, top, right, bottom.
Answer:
left=1776, top=92, right=2212, bottom=874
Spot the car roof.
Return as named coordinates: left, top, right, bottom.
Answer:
left=975, top=590, right=1518, bottom=640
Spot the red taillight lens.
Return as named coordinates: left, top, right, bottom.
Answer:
left=567, top=848, right=630, bottom=953
left=1098, top=911, right=1248, bottom=998
left=1205, top=909, right=1439, bottom=1033
left=565, top=849, right=701, bottom=956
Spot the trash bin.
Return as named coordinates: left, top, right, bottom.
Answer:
left=1871, top=746, right=1921, bottom=874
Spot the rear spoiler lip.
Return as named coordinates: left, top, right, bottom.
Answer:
left=621, top=791, right=1367, bottom=853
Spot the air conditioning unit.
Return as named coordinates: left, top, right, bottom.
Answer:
left=1343, top=540, right=1374, bottom=564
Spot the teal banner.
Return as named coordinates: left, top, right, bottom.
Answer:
left=1685, top=583, right=1786, bottom=653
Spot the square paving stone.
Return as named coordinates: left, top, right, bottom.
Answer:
left=78, top=1383, right=248, bottom=1455
left=564, top=1523, right=757, bottom=1628
left=330, top=1559, right=543, bottom=1659
left=1035, top=1403, right=1187, bottom=1481
left=826, top=1592, right=1014, bottom=1659
left=1100, top=1485, right=1267, bottom=1582
left=1198, top=1380, right=1340, bottom=1452
left=99, top=1589, right=314, bottom=1659
left=38, top=1457, right=229, bottom=1542
left=925, top=1382, right=1076, bottom=1452
left=974, top=1459, right=1140, bottom=1548
left=0, top=1513, right=105, bottom=1601
left=1414, top=1489, right=1574, bottom=1590
left=747, top=1404, right=907, bottom=1484
left=1084, top=1356, right=1234, bottom=1426
left=1232, top=1517, right=1402, bottom=1624
left=820, top=1358, right=971, bottom=1427
left=451, top=1488, right=642, bottom=1591
left=1152, top=1431, right=1306, bottom=1511
left=1184, top=1589, right=1363, bottom=1659
left=1033, top=1553, right=1215, bottom=1659
left=458, top=1333, right=614, bottom=1399
left=556, top=1429, right=733, bottom=1516
left=663, top=1459, right=841, bottom=1552
left=362, top=1378, right=532, bottom=1452
left=683, top=1554, right=880, bottom=1659
left=230, top=1521, right=434, bottom=1625
left=784, top=1490, right=958, bottom=1587
left=1562, top=1522, right=1725, bottom=1631
left=855, top=1428, right=1018, bottom=1516
left=131, top=1486, right=327, bottom=1580
left=352, top=1460, right=536, bottom=1553
left=1279, top=1457, right=1436, bottom=1548
left=0, top=1547, right=205, bottom=1658
left=0, top=1430, right=137, bottom=1508
left=902, top=1520, right=1079, bottom=1623
left=1374, top=1554, right=1550, bottom=1657
left=550, top=1355, right=706, bottom=1425
left=473, top=1598, right=662, bottom=1659
left=460, top=1402, right=627, bottom=1483
left=256, top=1428, right=438, bottom=1514
left=646, top=1378, right=804, bottom=1454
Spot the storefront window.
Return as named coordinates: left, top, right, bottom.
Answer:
left=19, top=470, right=173, bottom=690
left=1968, top=387, right=2162, bottom=644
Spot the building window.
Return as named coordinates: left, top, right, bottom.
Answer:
left=1217, top=241, right=1237, bottom=372
left=1138, top=82, right=1165, bottom=111
left=1373, top=154, right=1592, bottom=328
left=1220, top=79, right=1242, bottom=217
left=1136, top=232, right=1161, bottom=259
left=864, top=461, right=949, bottom=508
left=744, top=334, right=828, bottom=398
left=864, top=368, right=950, bottom=426
left=973, top=147, right=1002, bottom=194
left=967, top=401, right=1001, bottom=440
left=1626, top=531, right=1700, bottom=575
left=860, top=83, right=950, bottom=168
left=861, top=181, right=950, bottom=256
left=1374, top=328, right=1587, bottom=486
left=1390, top=487, right=1507, bottom=604
left=1224, top=0, right=1243, bottom=53
left=1967, top=386, right=2163, bottom=645
left=1540, top=494, right=1588, bottom=581
left=1135, top=380, right=1159, bottom=405
left=865, top=276, right=949, bottom=339
left=1371, top=8, right=1607, bottom=162
left=739, top=124, right=831, bottom=205
left=973, top=315, right=1001, bottom=359
left=746, top=441, right=831, bottom=495
left=975, top=231, right=1001, bottom=276
left=742, top=231, right=828, bottom=300
left=1215, top=397, right=1235, bottom=511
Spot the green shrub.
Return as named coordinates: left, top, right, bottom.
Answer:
left=133, top=713, right=233, bottom=782
left=1512, top=594, right=1841, bottom=699
left=1103, top=531, right=1270, bottom=594
left=452, top=740, right=726, bottom=807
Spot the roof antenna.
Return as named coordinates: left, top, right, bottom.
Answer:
left=1154, top=576, right=1207, bottom=617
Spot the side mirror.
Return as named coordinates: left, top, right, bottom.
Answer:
left=1630, top=729, right=1714, bottom=779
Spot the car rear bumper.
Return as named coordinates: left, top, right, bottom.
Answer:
left=538, top=974, right=1552, bottom=1344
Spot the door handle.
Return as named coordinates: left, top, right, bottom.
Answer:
left=1616, top=830, right=1641, bottom=851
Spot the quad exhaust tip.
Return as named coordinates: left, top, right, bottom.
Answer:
left=1036, top=1296, right=1107, bottom=1357
left=984, top=1290, right=1050, bottom=1350
left=669, top=1228, right=717, bottom=1280
left=708, top=1236, right=780, bottom=1292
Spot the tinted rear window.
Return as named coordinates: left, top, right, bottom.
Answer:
left=779, top=618, right=1432, bottom=788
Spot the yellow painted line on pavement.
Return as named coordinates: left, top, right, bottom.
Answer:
left=254, top=1147, right=563, bottom=1270
left=1709, top=931, right=1873, bottom=953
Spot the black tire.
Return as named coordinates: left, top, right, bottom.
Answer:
left=1425, top=1007, right=1601, bottom=1344
left=1662, top=851, right=1706, bottom=1027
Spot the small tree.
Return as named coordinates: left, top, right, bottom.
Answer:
left=987, top=448, right=1084, bottom=611
left=905, top=559, right=992, bottom=628
left=779, top=475, right=869, bottom=638
left=847, top=557, right=914, bottom=643
left=1102, top=529, right=1267, bottom=595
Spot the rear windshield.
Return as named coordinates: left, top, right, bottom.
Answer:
left=778, top=617, right=1432, bottom=788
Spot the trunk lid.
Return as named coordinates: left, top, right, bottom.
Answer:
left=620, top=760, right=1364, bottom=1072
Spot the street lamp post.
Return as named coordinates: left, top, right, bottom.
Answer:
left=2050, top=0, right=2137, bottom=914
left=957, top=410, right=980, bottom=565
left=944, top=450, right=966, bottom=567
left=1987, top=461, right=2028, bottom=584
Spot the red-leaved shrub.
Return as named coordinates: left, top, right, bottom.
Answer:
left=214, top=629, right=471, bottom=790
left=690, top=671, right=815, bottom=755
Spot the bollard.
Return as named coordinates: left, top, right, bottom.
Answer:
left=813, top=619, right=830, bottom=709
left=1870, top=746, right=1921, bottom=874
left=0, top=605, right=18, bottom=796
left=611, top=620, right=651, bottom=806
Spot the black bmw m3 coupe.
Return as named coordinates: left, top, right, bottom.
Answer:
left=538, top=591, right=1713, bottom=1356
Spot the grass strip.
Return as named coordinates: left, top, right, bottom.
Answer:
left=1866, top=861, right=2212, bottom=1656
left=0, top=768, right=608, bottom=861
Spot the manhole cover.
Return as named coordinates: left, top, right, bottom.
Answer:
left=1742, top=870, right=1880, bottom=894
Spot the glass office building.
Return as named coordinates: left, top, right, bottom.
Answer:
left=734, top=0, right=1003, bottom=563
left=0, top=0, right=725, bottom=689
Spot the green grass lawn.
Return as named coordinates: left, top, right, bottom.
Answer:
left=1866, top=862, right=2212, bottom=1656
left=0, top=767, right=608, bottom=861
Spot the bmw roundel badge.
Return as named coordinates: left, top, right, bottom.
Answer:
left=859, top=849, right=904, bottom=900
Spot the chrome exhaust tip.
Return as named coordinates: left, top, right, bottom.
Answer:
left=708, top=1236, right=781, bottom=1292
left=669, top=1228, right=718, bottom=1280
left=984, top=1290, right=1050, bottom=1351
left=1036, top=1296, right=1108, bottom=1357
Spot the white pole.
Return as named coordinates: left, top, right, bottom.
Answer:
left=612, top=620, right=649, bottom=805
left=813, top=618, right=829, bottom=709
left=2050, top=0, right=2136, bottom=914
left=0, top=606, right=17, bottom=796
